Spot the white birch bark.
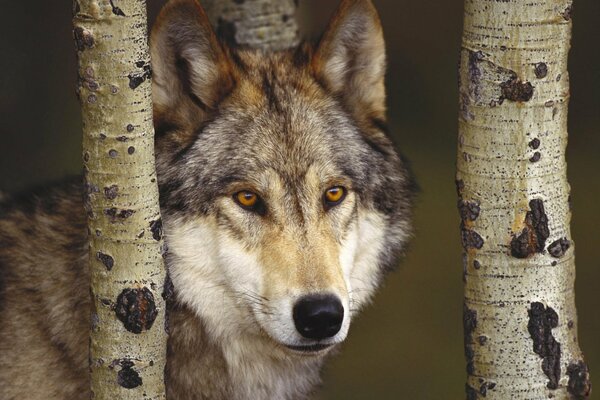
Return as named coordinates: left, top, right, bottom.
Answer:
left=73, top=0, right=166, bottom=398
left=457, top=1, right=591, bottom=398
left=203, top=0, right=299, bottom=51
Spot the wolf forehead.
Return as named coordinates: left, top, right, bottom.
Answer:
left=156, top=50, right=406, bottom=216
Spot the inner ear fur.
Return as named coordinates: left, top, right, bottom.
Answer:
left=312, top=0, right=387, bottom=121
left=150, top=0, right=236, bottom=141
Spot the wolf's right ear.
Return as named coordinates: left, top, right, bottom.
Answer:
left=150, top=0, right=235, bottom=131
left=312, top=0, right=386, bottom=121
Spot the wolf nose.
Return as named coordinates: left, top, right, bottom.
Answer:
left=293, top=294, right=344, bottom=340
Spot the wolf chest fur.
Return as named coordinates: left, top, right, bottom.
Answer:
left=0, top=0, right=414, bottom=399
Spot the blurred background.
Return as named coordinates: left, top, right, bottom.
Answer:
left=1, top=0, right=598, bottom=398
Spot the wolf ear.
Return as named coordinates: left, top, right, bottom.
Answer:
left=312, top=0, right=386, bottom=119
left=150, top=0, right=235, bottom=131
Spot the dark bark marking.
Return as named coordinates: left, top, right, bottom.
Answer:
left=116, top=360, right=143, bottom=389
left=529, top=138, right=541, bottom=150
left=115, top=288, right=158, bottom=334
left=128, top=75, right=146, bottom=90
left=108, top=149, right=118, bottom=158
left=163, top=274, right=174, bottom=334
left=104, top=185, right=119, bottom=200
left=530, top=152, right=541, bottom=163
left=104, top=208, right=135, bottom=222
left=500, top=77, right=534, bottom=102
left=460, top=50, right=485, bottom=121
left=567, top=361, right=592, bottom=398
left=567, top=361, right=592, bottom=399
left=150, top=218, right=163, bottom=241
left=534, top=63, right=548, bottom=79
left=126, top=124, right=135, bottom=132
left=96, top=252, right=114, bottom=271
left=73, top=27, right=94, bottom=51
left=548, top=238, right=570, bottom=258
left=461, top=223, right=485, bottom=250
left=479, top=381, right=496, bottom=396
left=473, top=260, right=482, bottom=270
left=528, top=302, right=561, bottom=389
left=85, top=79, right=99, bottom=91
left=456, top=179, right=465, bottom=197
left=458, top=199, right=481, bottom=222
left=109, top=0, right=126, bottom=16
left=128, top=63, right=152, bottom=90
left=562, top=5, right=573, bottom=21
left=128, top=146, right=135, bottom=155
left=464, top=304, right=477, bottom=376
left=116, top=136, right=128, bottom=142
left=510, top=199, right=550, bottom=258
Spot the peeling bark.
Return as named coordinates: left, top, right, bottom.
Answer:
left=457, top=0, right=590, bottom=398
left=73, top=0, right=166, bottom=398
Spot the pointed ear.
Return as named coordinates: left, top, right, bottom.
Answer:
left=150, top=0, right=235, bottom=131
left=312, top=0, right=387, bottom=119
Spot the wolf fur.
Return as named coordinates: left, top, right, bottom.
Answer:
left=0, top=0, right=415, bottom=399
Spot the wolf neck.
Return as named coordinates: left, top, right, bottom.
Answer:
left=166, top=302, right=324, bottom=400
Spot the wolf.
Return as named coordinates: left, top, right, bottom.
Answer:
left=0, top=0, right=414, bottom=398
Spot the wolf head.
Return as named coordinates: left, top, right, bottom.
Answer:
left=150, top=0, right=414, bottom=356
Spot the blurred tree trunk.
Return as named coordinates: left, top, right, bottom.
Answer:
left=203, top=0, right=299, bottom=51
left=73, top=1, right=166, bottom=399
left=457, top=0, right=591, bottom=398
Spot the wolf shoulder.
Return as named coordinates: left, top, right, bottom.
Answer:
left=0, top=179, right=90, bottom=400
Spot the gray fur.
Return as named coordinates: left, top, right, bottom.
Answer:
left=0, top=0, right=414, bottom=399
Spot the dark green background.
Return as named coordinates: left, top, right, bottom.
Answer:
left=1, top=1, right=598, bottom=398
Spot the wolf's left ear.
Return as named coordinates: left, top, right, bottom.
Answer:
left=312, top=0, right=386, bottom=119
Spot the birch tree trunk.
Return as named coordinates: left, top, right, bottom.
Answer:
left=203, top=0, right=299, bottom=51
left=73, top=1, right=166, bottom=398
left=457, top=1, right=591, bottom=398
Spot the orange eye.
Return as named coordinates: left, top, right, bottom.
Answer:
left=324, top=186, right=346, bottom=209
left=236, top=191, right=258, bottom=208
left=233, top=190, right=266, bottom=215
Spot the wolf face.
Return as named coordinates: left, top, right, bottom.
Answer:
left=151, top=0, right=414, bottom=359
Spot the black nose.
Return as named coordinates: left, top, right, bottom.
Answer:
left=293, top=294, right=344, bottom=340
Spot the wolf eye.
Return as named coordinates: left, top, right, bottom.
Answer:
left=323, top=186, right=346, bottom=210
left=233, top=191, right=265, bottom=214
